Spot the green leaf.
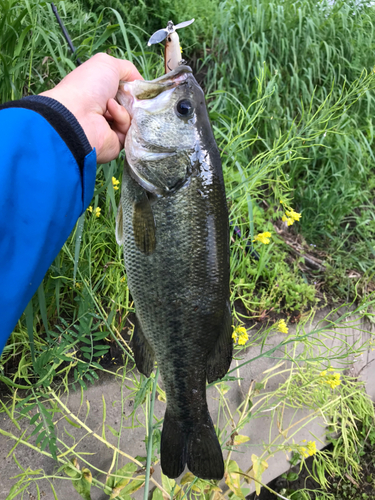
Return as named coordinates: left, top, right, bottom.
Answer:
left=64, top=460, right=80, bottom=479
left=107, top=462, right=138, bottom=498
left=65, top=461, right=92, bottom=500
left=249, top=454, right=268, bottom=496
left=73, top=213, right=85, bottom=285
left=31, top=422, right=44, bottom=437
left=286, top=471, right=299, bottom=482
left=15, top=394, right=32, bottom=409
left=93, top=349, right=110, bottom=357
left=35, top=430, right=46, bottom=446
left=64, top=416, right=81, bottom=428
left=37, top=281, right=49, bottom=336
left=161, top=472, right=176, bottom=495
left=133, top=377, right=152, bottom=410
left=93, top=331, right=111, bottom=340
left=152, top=489, right=164, bottom=500
left=93, top=344, right=111, bottom=350
left=104, top=160, right=117, bottom=215
left=180, top=472, right=195, bottom=485
left=233, top=434, right=250, bottom=445
left=24, top=300, right=35, bottom=365
left=78, top=379, right=87, bottom=391
left=19, top=403, right=36, bottom=416
left=225, top=460, right=244, bottom=499
left=73, top=468, right=92, bottom=500
left=0, top=401, right=21, bottom=430
left=29, top=413, right=40, bottom=426
left=106, top=424, right=120, bottom=438
left=119, top=477, right=145, bottom=497
left=80, top=346, right=95, bottom=353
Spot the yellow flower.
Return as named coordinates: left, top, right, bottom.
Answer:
left=232, top=326, right=248, bottom=345
left=112, top=176, right=120, bottom=191
left=319, top=370, right=341, bottom=389
left=326, top=373, right=341, bottom=389
left=282, top=215, right=294, bottom=226
left=86, top=206, right=93, bottom=213
left=253, top=231, right=271, bottom=244
left=180, top=45, right=183, bottom=54
left=285, top=209, right=302, bottom=222
left=277, top=319, right=288, bottom=334
left=281, top=207, right=301, bottom=226
left=280, top=200, right=284, bottom=204
left=299, top=440, right=317, bottom=457
left=238, top=331, right=248, bottom=345
left=94, top=207, right=101, bottom=218
left=307, top=441, right=317, bottom=456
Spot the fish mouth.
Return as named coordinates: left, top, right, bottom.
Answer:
left=116, top=65, right=193, bottom=117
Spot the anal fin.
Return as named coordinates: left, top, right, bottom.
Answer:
left=207, top=301, right=233, bottom=383
left=132, top=317, right=155, bottom=377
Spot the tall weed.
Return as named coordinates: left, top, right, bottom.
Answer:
left=201, top=0, right=375, bottom=287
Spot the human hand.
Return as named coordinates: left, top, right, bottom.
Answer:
left=41, top=53, right=142, bottom=163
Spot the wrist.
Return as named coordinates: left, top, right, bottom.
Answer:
left=5, top=94, right=94, bottom=175
left=40, top=88, right=97, bottom=150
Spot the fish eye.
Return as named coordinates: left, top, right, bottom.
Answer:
left=176, top=99, right=194, bottom=118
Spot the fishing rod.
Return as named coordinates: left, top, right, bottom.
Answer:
left=50, top=3, right=81, bottom=66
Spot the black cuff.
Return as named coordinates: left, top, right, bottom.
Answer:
left=0, top=95, right=93, bottom=177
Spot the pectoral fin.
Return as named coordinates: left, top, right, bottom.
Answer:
left=132, top=317, right=155, bottom=377
left=115, top=203, right=124, bottom=245
left=206, top=301, right=233, bottom=383
left=132, top=194, right=156, bottom=255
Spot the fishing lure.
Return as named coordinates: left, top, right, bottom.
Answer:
left=148, top=19, right=195, bottom=73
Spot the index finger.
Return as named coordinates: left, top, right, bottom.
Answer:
left=115, top=58, right=143, bottom=83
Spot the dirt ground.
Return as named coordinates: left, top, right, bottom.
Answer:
left=248, top=443, right=375, bottom=500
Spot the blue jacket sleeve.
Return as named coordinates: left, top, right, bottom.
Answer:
left=0, top=96, right=97, bottom=354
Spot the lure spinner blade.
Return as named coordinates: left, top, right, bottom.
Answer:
left=147, top=19, right=195, bottom=46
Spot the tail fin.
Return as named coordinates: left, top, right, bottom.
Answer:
left=160, top=410, right=187, bottom=478
left=161, top=409, right=224, bottom=480
left=187, top=412, right=224, bottom=480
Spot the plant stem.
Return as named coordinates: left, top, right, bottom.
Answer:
left=144, top=368, right=160, bottom=500
left=237, top=471, right=291, bottom=500
left=48, top=388, right=169, bottom=496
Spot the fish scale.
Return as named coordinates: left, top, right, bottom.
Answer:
left=116, top=66, right=232, bottom=480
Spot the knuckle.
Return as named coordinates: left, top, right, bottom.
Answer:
left=92, top=52, right=110, bottom=63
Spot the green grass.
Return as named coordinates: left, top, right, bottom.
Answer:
left=197, top=0, right=375, bottom=299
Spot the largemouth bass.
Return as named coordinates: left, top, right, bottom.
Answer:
left=116, top=66, right=232, bottom=480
